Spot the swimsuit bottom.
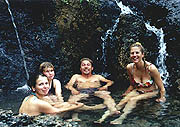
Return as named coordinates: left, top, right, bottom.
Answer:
left=136, top=89, right=154, bottom=94
left=79, top=88, right=99, bottom=95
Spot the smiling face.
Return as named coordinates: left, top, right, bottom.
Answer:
left=130, top=46, right=144, bottom=64
left=80, top=60, right=93, bottom=75
left=32, top=75, right=50, bottom=96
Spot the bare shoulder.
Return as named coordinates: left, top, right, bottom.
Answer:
left=71, top=74, right=81, bottom=78
left=34, top=98, right=50, bottom=107
left=146, top=62, right=158, bottom=73
left=127, top=63, right=133, bottom=70
left=94, top=74, right=104, bottom=79
left=53, top=79, right=61, bottom=84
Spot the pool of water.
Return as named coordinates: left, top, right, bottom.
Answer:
left=0, top=89, right=180, bottom=127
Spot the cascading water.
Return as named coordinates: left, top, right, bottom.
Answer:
left=145, top=22, right=169, bottom=87
left=101, top=0, right=169, bottom=86
left=4, top=0, right=30, bottom=90
left=100, top=1, right=133, bottom=76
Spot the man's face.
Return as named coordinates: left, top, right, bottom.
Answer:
left=80, top=60, right=93, bottom=75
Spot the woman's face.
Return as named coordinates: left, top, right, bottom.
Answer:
left=43, top=67, right=55, bottom=81
left=33, top=76, right=50, bottom=96
left=130, top=46, right=144, bottom=63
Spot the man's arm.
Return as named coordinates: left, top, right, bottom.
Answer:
left=65, top=74, right=80, bottom=95
left=98, top=75, right=114, bottom=91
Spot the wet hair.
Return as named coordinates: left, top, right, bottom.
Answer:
left=80, top=58, right=93, bottom=66
left=130, top=42, right=147, bottom=70
left=27, top=73, right=46, bottom=91
left=39, top=62, right=54, bottom=73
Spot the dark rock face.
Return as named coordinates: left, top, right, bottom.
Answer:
left=120, top=1, right=180, bottom=83
left=0, top=0, right=64, bottom=90
left=0, top=0, right=179, bottom=91
left=121, top=0, right=180, bottom=26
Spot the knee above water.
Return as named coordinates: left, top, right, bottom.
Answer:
left=129, top=97, right=138, bottom=102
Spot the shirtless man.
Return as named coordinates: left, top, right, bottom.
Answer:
left=65, top=58, right=119, bottom=121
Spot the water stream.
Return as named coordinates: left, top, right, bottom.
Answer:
left=0, top=0, right=178, bottom=127
left=101, top=0, right=169, bottom=86
left=4, top=0, right=29, bottom=81
left=145, top=22, right=169, bottom=87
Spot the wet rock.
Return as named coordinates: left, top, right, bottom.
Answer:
left=0, top=109, right=80, bottom=127
left=176, top=79, right=180, bottom=90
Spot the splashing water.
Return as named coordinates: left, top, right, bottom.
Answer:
left=4, top=0, right=30, bottom=90
left=115, top=1, right=134, bottom=15
left=145, top=23, right=169, bottom=87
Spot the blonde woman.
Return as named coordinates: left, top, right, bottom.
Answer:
left=96, top=42, right=166, bottom=124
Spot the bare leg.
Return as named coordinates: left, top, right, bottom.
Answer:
left=110, top=91, right=158, bottom=124
left=94, top=110, right=110, bottom=123
left=116, top=90, right=139, bottom=110
left=94, top=91, right=120, bottom=115
left=110, top=99, right=137, bottom=124
left=67, top=93, right=89, bottom=121
left=95, top=90, right=138, bottom=123
left=72, top=112, right=81, bottom=121
left=78, top=104, right=106, bottom=111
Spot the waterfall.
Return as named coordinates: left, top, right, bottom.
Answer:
left=101, top=0, right=169, bottom=86
left=100, top=1, right=134, bottom=75
left=145, top=23, right=169, bottom=87
left=100, top=17, right=119, bottom=68
left=115, top=1, right=134, bottom=15
left=4, top=0, right=29, bottom=81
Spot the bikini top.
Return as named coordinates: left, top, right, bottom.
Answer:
left=131, top=63, right=154, bottom=88
left=48, top=79, right=55, bottom=95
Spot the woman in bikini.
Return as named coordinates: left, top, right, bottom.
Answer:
left=96, top=42, right=166, bottom=124
left=19, top=74, right=83, bottom=116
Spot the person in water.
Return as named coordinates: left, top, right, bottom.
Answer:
left=65, top=58, right=120, bottom=121
left=96, top=42, right=166, bottom=124
left=19, top=74, right=83, bottom=116
left=39, top=62, right=64, bottom=104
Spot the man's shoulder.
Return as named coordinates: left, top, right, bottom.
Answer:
left=92, top=74, right=104, bottom=79
left=72, top=74, right=81, bottom=77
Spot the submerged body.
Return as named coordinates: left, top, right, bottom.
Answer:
left=96, top=42, right=166, bottom=124
left=19, top=74, right=83, bottom=116
left=66, top=58, right=119, bottom=121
